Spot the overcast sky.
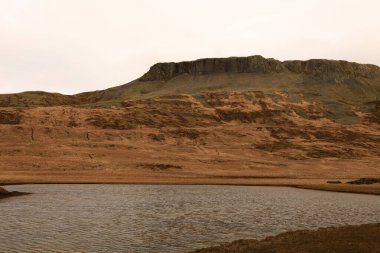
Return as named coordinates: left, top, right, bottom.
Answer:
left=0, top=0, right=379, bottom=95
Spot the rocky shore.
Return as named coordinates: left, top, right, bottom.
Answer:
left=191, top=223, right=380, bottom=253
left=0, top=186, right=29, bottom=200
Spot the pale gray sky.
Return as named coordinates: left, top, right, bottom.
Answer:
left=0, top=0, right=379, bottom=95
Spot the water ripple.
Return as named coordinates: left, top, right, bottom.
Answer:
left=1, top=185, right=380, bottom=253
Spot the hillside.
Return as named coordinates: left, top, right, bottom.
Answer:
left=1, top=55, right=380, bottom=106
left=0, top=56, right=380, bottom=192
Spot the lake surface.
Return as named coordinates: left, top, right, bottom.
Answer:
left=1, top=185, right=380, bottom=253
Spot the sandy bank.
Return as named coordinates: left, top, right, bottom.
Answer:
left=191, top=223, right=380, bottom=253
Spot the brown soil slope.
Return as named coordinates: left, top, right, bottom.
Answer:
left=191, top=223, right=380, bottom=253
left=0, top=56, right=380, bottom=190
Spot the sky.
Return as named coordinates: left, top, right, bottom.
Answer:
left=0, top=0, right=379, bottom=95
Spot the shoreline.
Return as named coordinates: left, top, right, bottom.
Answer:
left=295, top=184, right=380, bottom=195
left=1, top=179, right=380, bottom=196
left=190, top=223, right=380, bottom=253
left=0, top=187, right=30, bottom=200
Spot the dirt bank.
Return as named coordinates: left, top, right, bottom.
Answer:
left=191, top=223, right=380, bottom=253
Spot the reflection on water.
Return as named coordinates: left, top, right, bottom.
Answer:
left=1, top=185, right=380, bottom=253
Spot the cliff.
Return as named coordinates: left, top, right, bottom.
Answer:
left=140, top=55, right=380, bottom=83
left=0, top=56, right=379, bottom=107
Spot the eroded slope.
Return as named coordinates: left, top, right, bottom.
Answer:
left=0, top=56, right=380, bottom=185
left=1, top=91, right=380, bottom=184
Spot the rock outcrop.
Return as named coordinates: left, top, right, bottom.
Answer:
left=0, top=187, right=7, bottom=194
left=140, top=55, right=380, bottom=83
left=139, top=56, right=285, bottom=81
left=284, top=59, right=379, bottom=83
left=0, top=187, right=29, bottom=200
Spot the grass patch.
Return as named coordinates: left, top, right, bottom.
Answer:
left=347, top=178, right=380, bottom=185
left=140, top=163, right=182, bottom=170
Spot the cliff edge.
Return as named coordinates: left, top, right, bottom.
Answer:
left=140, top=55, right=380, bottom=83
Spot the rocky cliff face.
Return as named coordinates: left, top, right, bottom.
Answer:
left=140, top=55, right=380, bottom=83
left=283, top=59, right=379, bottom=83
left=139, top=56, right=285, bottom=81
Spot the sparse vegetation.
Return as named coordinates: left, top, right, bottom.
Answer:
left=168, top=129, right=201, bottom=139
left=140, top=163, right=182, bottom=170
left=327, top=181, right=342, bottom=184
left=348, top=178, right=380, bottom=185
left=148, top=133, right=166, bottom=142
left=0, top=111, right=22, bottom=124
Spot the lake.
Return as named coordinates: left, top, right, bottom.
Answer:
left=1, top=184, right=380, bottom=253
